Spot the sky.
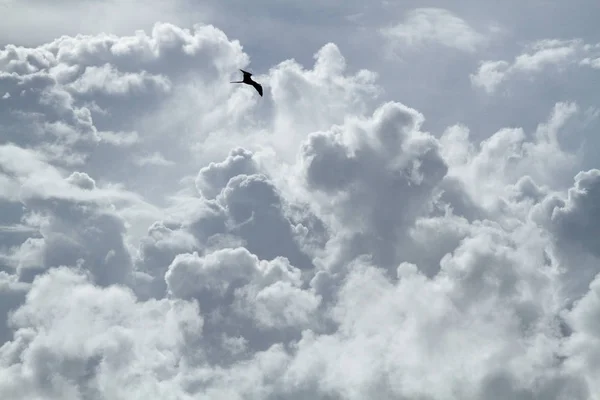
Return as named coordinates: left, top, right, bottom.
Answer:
left=1, top=1, right=600, bottom=399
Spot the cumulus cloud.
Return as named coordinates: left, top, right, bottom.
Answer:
left=1, top=12, right=600, bottom=400
left=165, top=247, right=321, bottom=333
left=440, top=101, right=582, bottom=211
left=0, top=267, right=204, bottom=399
left=296, top=101, right=448, bottom=274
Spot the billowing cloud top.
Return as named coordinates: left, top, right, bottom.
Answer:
left=1, top=2, right=600, bottom=399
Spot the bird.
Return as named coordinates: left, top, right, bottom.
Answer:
left=230, top=69, right=263, bottom=96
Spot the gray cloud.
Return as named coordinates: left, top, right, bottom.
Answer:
left=298, top=101, right=448, bottom=274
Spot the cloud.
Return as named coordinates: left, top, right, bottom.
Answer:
left=439, top=101, right=582, bottom=211
left=546, top=169, right=600, bottom=256
left=580, top=56, right=600, bottom=69
left=563, top=273, right=600, bottom=396
left=165, top=247, right=321, bottom=333
left=195, top=147, right=259, bottom=199
left=296, top=101, right=448, bottom=273
left=134, top=152, right=175, bottom=167
left=0, top=266, right=204, bottom=399
left=1, top=13, right=600, bottom=400
left=0, top=22, right=249, bottom=178
left=381, top=8, right=492, bottom=53
left=471, top=39, right=600, bottom=93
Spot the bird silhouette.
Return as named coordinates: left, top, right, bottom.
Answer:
left=230, top=69, right=263, bottom=96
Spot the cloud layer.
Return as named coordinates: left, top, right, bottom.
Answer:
left=1, top=6, right=600, bottom=399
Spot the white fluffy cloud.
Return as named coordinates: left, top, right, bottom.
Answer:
left=1, top=4, right=600, bottom=399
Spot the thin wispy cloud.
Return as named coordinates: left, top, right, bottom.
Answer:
left=471, top=38, right=600, bottom=93
left=381, top=8, right=493, bottom=53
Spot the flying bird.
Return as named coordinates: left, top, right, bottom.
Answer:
left=231, top=69, right=263, bottom=96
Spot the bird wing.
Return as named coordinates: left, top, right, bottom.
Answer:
left=240, top=69, right=252, bottom=77
left=251, top=80, right=263, bottom=96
